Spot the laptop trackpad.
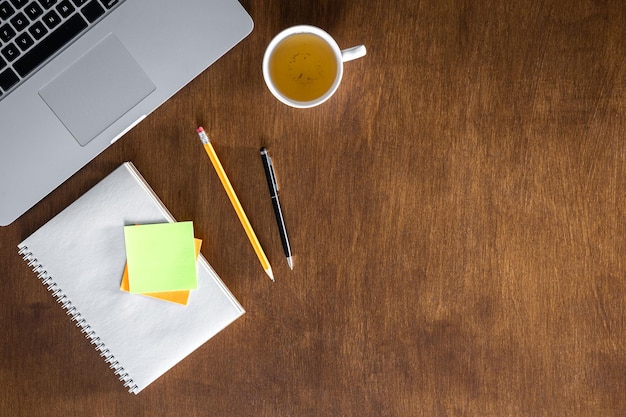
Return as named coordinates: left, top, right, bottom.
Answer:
left=39, top=34, right=156, bottom=147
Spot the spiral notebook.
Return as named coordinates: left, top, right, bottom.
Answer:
left=18, top=162, right=245, bottom=394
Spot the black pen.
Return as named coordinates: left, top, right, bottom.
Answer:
left=260, top=148, right=293, bottom=269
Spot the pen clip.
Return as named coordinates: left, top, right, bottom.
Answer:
left=267, top=154, right=279, bottom=191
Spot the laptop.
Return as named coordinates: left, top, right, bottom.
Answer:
left=0, top=0, right=253, bottom=226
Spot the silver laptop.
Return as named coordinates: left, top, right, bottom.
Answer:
left=0, top=0, right=253, bottom=226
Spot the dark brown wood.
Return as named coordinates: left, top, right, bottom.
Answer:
left=2, top=1, right=626, bottom=415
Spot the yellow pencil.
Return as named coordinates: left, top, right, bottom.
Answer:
left=196, top=127, right=274, bottom=281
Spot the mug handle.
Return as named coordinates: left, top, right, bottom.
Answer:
left=341, top=45, right=367, bottom=62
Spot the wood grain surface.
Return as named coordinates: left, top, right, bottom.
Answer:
left=1, top=1, right=625, bottom=416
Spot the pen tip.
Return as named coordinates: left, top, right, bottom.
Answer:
left=287, top=257, right=294, bottom=270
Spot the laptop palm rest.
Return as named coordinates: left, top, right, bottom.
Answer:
left=39, top=33, right=156, bottom=147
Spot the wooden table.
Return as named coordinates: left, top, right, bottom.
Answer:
left=2, top=1, right=625, bottom=415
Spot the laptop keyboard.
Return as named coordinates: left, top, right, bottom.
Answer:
left=0, top=0, right=124, bottom=100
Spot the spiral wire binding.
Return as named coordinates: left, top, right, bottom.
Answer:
left=18, top=245, right=139, bottom=394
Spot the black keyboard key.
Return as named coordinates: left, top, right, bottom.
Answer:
left=81, top=0, right=103, bottom=23
left=0, top=56, right=6, bottom=70
left=1, top=42, right=18, bottom=61
left=38, top=0, right=56, bottom=9
left=13, top=13, right=86, bottom=77
left=10, top=12, right=28, bottom=31
left=0, top=67, right=18, bottom=90
left=28, top=20, right=47, bottom=39
left=9, top=0, right=27, bottom=8
left=0, top=24, right=16, bottom=42
left=55, top=0, right=73, bottom=17
left=24, top=2, right=43, bottom=19
left=15, top=31, right=33, bottom=50
left=42, top=9, right=61, bottom=28
left=100, top=0, right=118, bottom=8
left=0, top=1, right=15, bottom=20
left=71, top=0, right=87, bottom=6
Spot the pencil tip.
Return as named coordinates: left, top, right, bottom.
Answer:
left=266, top=267, right=275, bottom=281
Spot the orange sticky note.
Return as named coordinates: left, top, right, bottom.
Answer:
left=121, top=238, right=202, bottom=305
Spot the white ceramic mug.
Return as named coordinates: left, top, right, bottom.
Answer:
left=263, top=25, right=366, bottom=108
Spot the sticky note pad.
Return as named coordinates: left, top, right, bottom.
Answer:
left=121, top=238, right=202, bottom=305
left=124, top=222, right=198, bottom=293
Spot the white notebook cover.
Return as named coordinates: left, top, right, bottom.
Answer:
left=18, top=162, right=244, bottom=394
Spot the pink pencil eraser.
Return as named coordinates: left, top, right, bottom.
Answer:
left=196, top=127, right=204, bottom=133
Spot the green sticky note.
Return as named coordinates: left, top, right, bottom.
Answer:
left=124, top=221, right=198, bottom=293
